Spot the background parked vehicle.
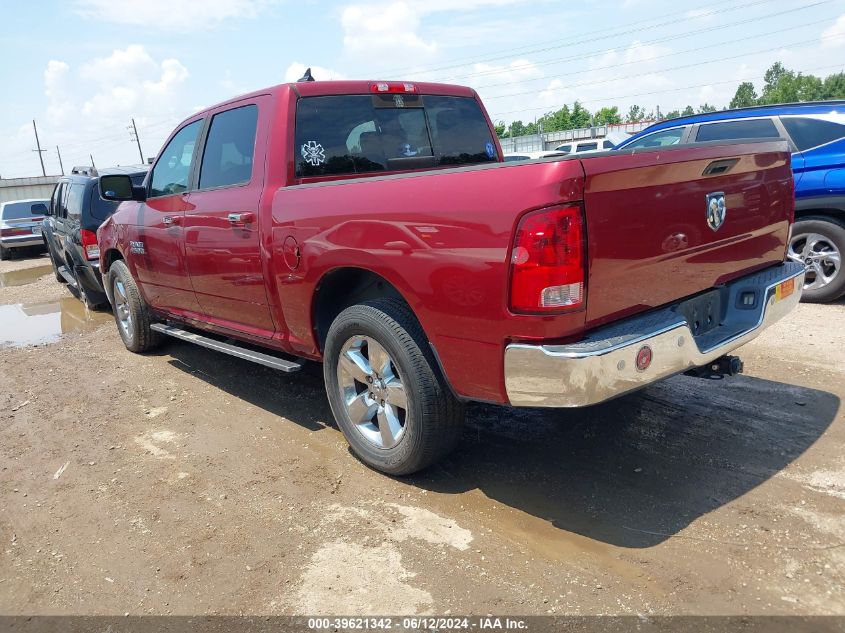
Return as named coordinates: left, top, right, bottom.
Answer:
left=43, top=165, right=148, bottom=308
left=616, top=101, right=845, bottom=303
left=503, top=150, right=568, bottom=161
left=554, top=139, right=616, bottom=154
left=0, top=199, right=49, bottom=260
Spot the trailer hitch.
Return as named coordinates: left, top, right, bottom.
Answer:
left=684, top=355, right=744, bottom=380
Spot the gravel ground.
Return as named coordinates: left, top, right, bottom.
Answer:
left=1, top=253, right=843, bottom=616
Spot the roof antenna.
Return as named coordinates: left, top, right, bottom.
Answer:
left=298, top=67, right=316, bottom=82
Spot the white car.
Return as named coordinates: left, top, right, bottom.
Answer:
left=503, top=151, right=568, bottom=162
left=0, top=199, right=49, bottom=260
left=554, top=138, right=616, bottom=155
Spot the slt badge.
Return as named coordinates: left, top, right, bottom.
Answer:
left=706, top=192, right=726, bottom=232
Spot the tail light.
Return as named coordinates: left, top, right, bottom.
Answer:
left=370, top=82, right=418, bottom=93
left=509, top=204, right=585, bottom=313
left=0, top=227, right=32, bottom=236
left=80, top=229, right=99, bottom=260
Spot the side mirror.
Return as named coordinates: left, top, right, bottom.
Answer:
left=100, top=174, right=145, bottom=202
left=31, top=202, right=48, bottom=215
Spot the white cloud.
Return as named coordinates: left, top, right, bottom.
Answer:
left=340, top=0, right=532, bottom=71
left=822, top=14, right=845, bottom=48
left=284, top=62, right=346, bottom=83
left=342, top=2, right=437, bottom=65
left=79, top=46, right=189, bottom=118
left=44, top=60, right=73, bottom=125
left=74, top=0, right=275, bottom=31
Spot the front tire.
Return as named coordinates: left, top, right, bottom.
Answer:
left=323, top=299, right=465, bottom=476
left=107, top=260, right=162, bottom=353
left=788, top=217, right=845, bottom=303
left=46, top=244, right=65, bottom=282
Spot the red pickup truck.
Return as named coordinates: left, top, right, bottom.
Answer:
left=98, top=79, right=804, bottom=475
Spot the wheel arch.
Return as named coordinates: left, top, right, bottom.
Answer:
left=312, top=266, right=412, bottom=353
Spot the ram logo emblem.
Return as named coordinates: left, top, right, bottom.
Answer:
left=706, top=192, right=726, bottom=232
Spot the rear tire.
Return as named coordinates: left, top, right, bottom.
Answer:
left=789, top=217, right=845, bottom=303
left=73, top=268, right=106, bottom=310
left=323, top=299, right=465, bottom=476
left=106, top=260, right=162, bottom=353
left=0, top=245, right=10, bottom=261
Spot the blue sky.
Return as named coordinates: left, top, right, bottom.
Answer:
left=1, top=0, right=843, bottom=177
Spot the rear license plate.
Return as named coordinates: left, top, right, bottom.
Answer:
left=775, top=278, right=795, bottom=302
left=31, top=226, right=41, bottom=234
left=678, top=288, right=723, bottom=337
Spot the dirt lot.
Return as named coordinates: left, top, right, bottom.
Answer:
left=1, top=253, right=844, bottom=616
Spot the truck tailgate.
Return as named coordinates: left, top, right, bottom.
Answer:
left=581, top=140, right=793, bottom=328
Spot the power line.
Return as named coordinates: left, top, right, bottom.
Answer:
left=473, top=13, right=834, bottom=93
left=376, top=0, right=766, bottom=78
left=482, top=31, right=845, bottom=104
left=488, top=62, right=845, bottom=119
left=451, top=2, right=833, bottom=86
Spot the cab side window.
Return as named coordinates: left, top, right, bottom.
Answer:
left=149, top=120, right=202, bottom=198
left=198, top=105, right=258, bottom=190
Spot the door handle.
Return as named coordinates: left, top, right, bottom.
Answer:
left=163, top=215, right=182, bottom=226
left=228, top=212, right=255, bottom=226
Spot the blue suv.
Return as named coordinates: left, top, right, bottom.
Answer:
left=616, top=101, right=845, bottom=303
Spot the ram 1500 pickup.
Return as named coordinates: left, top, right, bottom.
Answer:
left=98, top=79, right=804, bottom=475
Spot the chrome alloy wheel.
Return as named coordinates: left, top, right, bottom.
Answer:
left=113, top=278, right=133, bottom=339
left=788, top=232, right=842, bottom=292
left=336, top=335, right=408, bottom=449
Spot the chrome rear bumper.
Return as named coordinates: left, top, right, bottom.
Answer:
left=504, top=262, right=805, bottom=407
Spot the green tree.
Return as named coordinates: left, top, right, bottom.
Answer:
left=698, top=103, right=718, bottom=113
left=570, top=101, right=592, bottom=128
left=509, top=120, right=528, bottom=137
left=681, top=105, right=695, bottom=116
left=592, top=106, right=622, bottom=125
left=494, top=121, right=507, bottom=138
left=823, top=72, right=845, bottom=99
left=626, top=105, right=646, bottom=122
left=664, top=109, right=681, bottom=120
left=729, top=82, right=758, bottom=109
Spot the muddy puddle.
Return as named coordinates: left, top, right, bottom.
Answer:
left=0, top=265, right=54, bottom=288
left=0, top=297, right=112, bottom=347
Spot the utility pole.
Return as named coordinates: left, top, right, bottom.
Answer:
left=90, top=154, right=96, bottom=170
left=56, top=146, right=64, bottom=176
left=128, top=118, right=144, bottom=163
left=32, top=120, right=46, bottom=176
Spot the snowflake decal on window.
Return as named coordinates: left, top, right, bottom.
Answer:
left=301, top=141, right=326, bottom=166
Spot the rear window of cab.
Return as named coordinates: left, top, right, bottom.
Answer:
left=294, top=94, right=498, bottom=178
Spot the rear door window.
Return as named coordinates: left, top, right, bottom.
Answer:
left=781, top=116, right=845, bottom=151
left=576, top=142, right=598, bottom=152
left=695, top=118, right=780, bottom=142
left=294, top=94, right=497, bottom=178
left=199, top=105, right=259, bottom=190
left=50, top=182, right=64, bottom=216
left=149, top=120, right=202, bottom=198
